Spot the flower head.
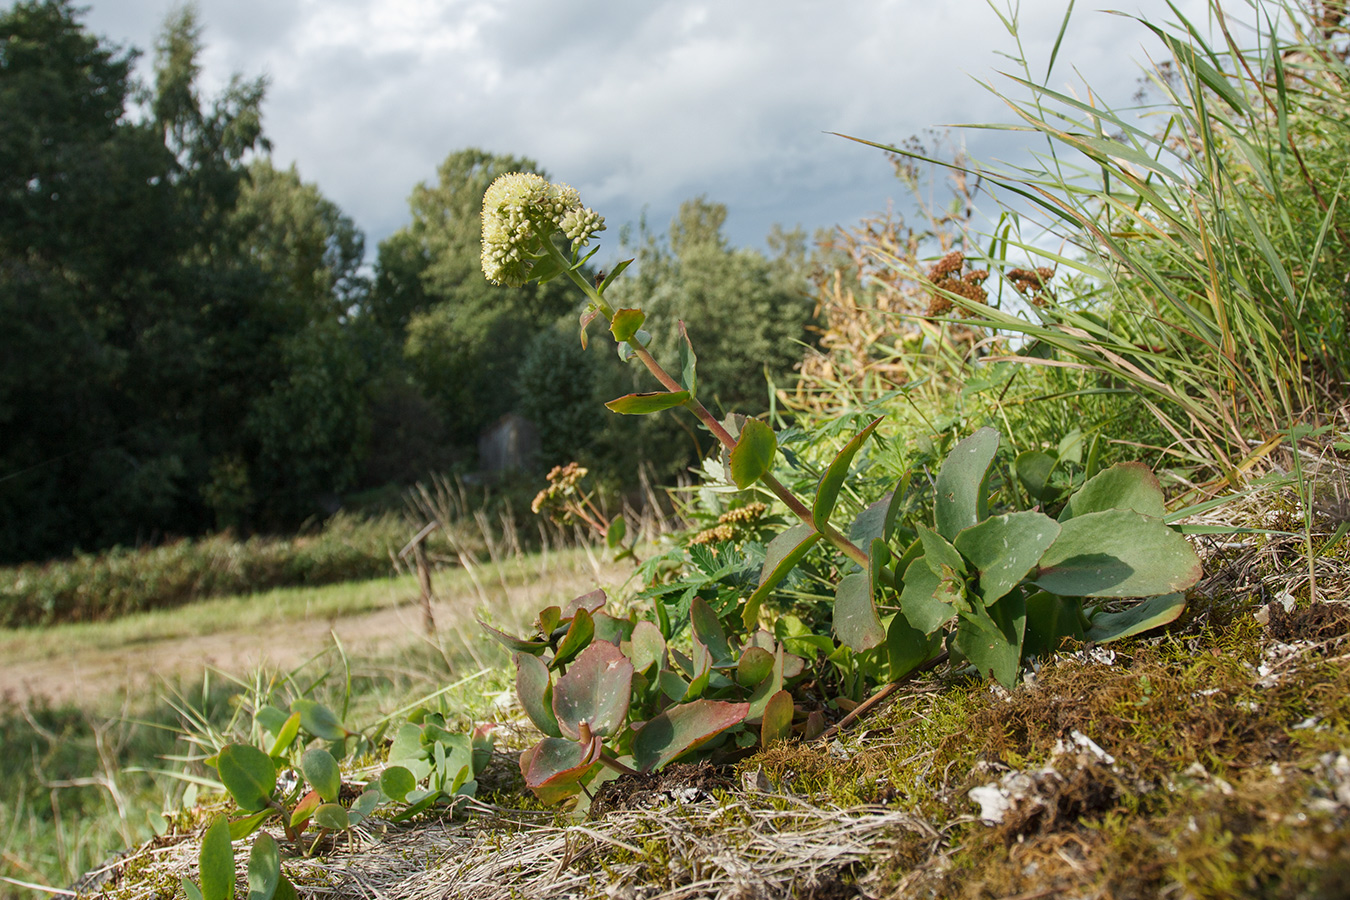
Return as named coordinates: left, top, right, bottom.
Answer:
left=481, top=173, right=606, bottom=286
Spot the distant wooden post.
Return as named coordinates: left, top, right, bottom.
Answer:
left=398, top=520, right=440, bottom=635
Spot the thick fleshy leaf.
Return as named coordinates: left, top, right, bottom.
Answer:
left=887, top=613, right=941, bottom=681
left=610, top=308, right=646, bottom=342
left=746, top=644, right=786, bottom=720
left=313, top=804, right=349, bottom=832
left=628, top=621, right=666, bottom=675
left=918, top=525, right=966, bottom=578
left=814, top=417, right=884, bottom=531
left=955, top=595, right=1026, bottom=689
left=1034, top=510, right=1202, bottom=598
left=899, top=557, right=961, bottom=636
left=849, top=491, right=893, bottom=547
left=300, top=748, right=341, bottom=803
left=954, top=511, right=1061, bottom=607
left=633, top=699, right=750, bottom=772
left=479, top=620, right=549, bottom=655
left=563, top=589, right=608, bottom=618
left=605, top=516, right=627, bottom=549
left=520, top=736, right=602, bottom=803
left=691, top=596, right=733, bottom=666
left=677, top=321, right=698, bottom=394
left=729, top=419, right=777, bottom=489
left=266, top=712, right=302, bottom=760
left=184, top=879, right=205, bottom=900
left=935, top=428, right=999, bottom=540
left=597, top=259, right=634, bottom=294
left=834, top=571, right=884, bottom=651
left=199, top=815, right=235, bottom=900
left=1014, top=450, right=1058, bottom=502
left=760, top=691, right=794, bottom=748
left=743, top=523, right=821, bottom=630
left=388, top=723, right=425, bottom=766
left=736, top=647, right=775, bottom=688
left=579, top=307, right=598, bottom=349
left=515, top=652, right=563, bottom=738
left=1023, top=592, right=1086, bottom=658
left=550, top=607, right=596, bottom=669
left=605, top=390, right=691, bottom=415
left=272, top=877, right=297, bottom=900
left=379, top=765, right=417, bottom=803
left=592, top=612, right=633, bottom=647
left=217, top=744, right=275, bottom=813
left=551, top=641, right=633, bottom=739
left=288, top=791, right=320, bottom=829
left=348, top=789, right=382, bottom=825
left=254, top=706, right=288, bottom=737
left=228, top=809, right=272, bottom=841
left=471, top=724, right=495, bottom=775
left=1085, top=592, right=1187, bottom=643
left=1060, top=462, right=1166, bottom=521
left=290, top=699, right=349, bottom=741
left=682, top=637, right=713, bottom=701
left=246, top=832, right=280, bottom=900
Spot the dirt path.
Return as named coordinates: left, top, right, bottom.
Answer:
left=0, top=565, right=618, bottom=707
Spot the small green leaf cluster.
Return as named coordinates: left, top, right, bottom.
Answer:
left=835, top=427, right=1202, bottom=687
left=192, top=696, right=492, bottom=898
left=483, top=589, right=807, bottom=804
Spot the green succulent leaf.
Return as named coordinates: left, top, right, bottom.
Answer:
left=313, top=803, right=349, bottom=832
left=1060, top=461, right=1167, bottom=521
left=814, top=417, right=883, bottom=531
left=1085, top=592, right=1187, bottom=643
left=217, top=744, right=275, bottom=813
left=610, top=308, right=646, bottom=342
left=935, top=427, right=999, bottom=540
left=228, top=809, right=272, bottom=841
left=1014, top=450, right=1057, bottom=502
left=736, top=646, right=775, bottom=689
left=1034, top=509, right=1202, bottom=598
left=271, top=877, right=297, bottom=900
left=519, top=736, right=603, bottom=804
left=246, top=832, right=280, bottom=900
left=299, top=748, right=341, bottom=804
left=743, top=523, right=821, bottom=630
left=955, top=593, right=1026, bottom=689
left=184, top=879, right=205, bottom=900
left=899, top=556, right=961, bottom=636
left=198, top=815, right=235, bottom=900
left=550, top=606, right=596, bottom=669
left=917, top=525, right=967, bottom=578
left=729, top=419, right=777, bottom=489
left=887, top=612, right=942, bottom=681
left=605, top=390, right=691, bottom=415
left=563, top=588, right=608, bottom=618
left=253, top=706, right=288, bottom=737
left=605, top=515, right=627, bottom=549
left=266, top=712, right=301, bottom=760
left=760, top=690, right=794, bottom=748
left=289, top=699, right=349, bottom=742
left=515, top=652, right=563, bottom=738
left=478, top=620, right=549, bottom=655
left=1023, top=591, right=1087, bottom=659
left=597, top=259, right=634, bottom=294
left=628, top=621, right=667, bottom=676
left=348, top=789, right=381, bottom=825
left=690, top=597, right=733, bottom=666
left=834, top=571, right=884, bottom=652
left=677, top=321, right=698, bottom=394
left=633, top=699, right=750, bottom=773
left=954, top=511, right=1061, bottom=606
left=848, top=489, right=897, bottom=547
left=379, top=765, right=417, bottom=803
left=592, top=612, right=634, bottom=647
left=289, top=792, right=321, bottom=829
left=551, top=641, right=633, bottom=739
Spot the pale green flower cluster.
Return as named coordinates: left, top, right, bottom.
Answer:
left=481, top=173, right=606, bottom=286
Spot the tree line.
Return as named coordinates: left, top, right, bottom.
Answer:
left=0, top=1, right=817, bottom=563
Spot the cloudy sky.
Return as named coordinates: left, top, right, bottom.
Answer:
left=78, top=0, right=1215, bottom=259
